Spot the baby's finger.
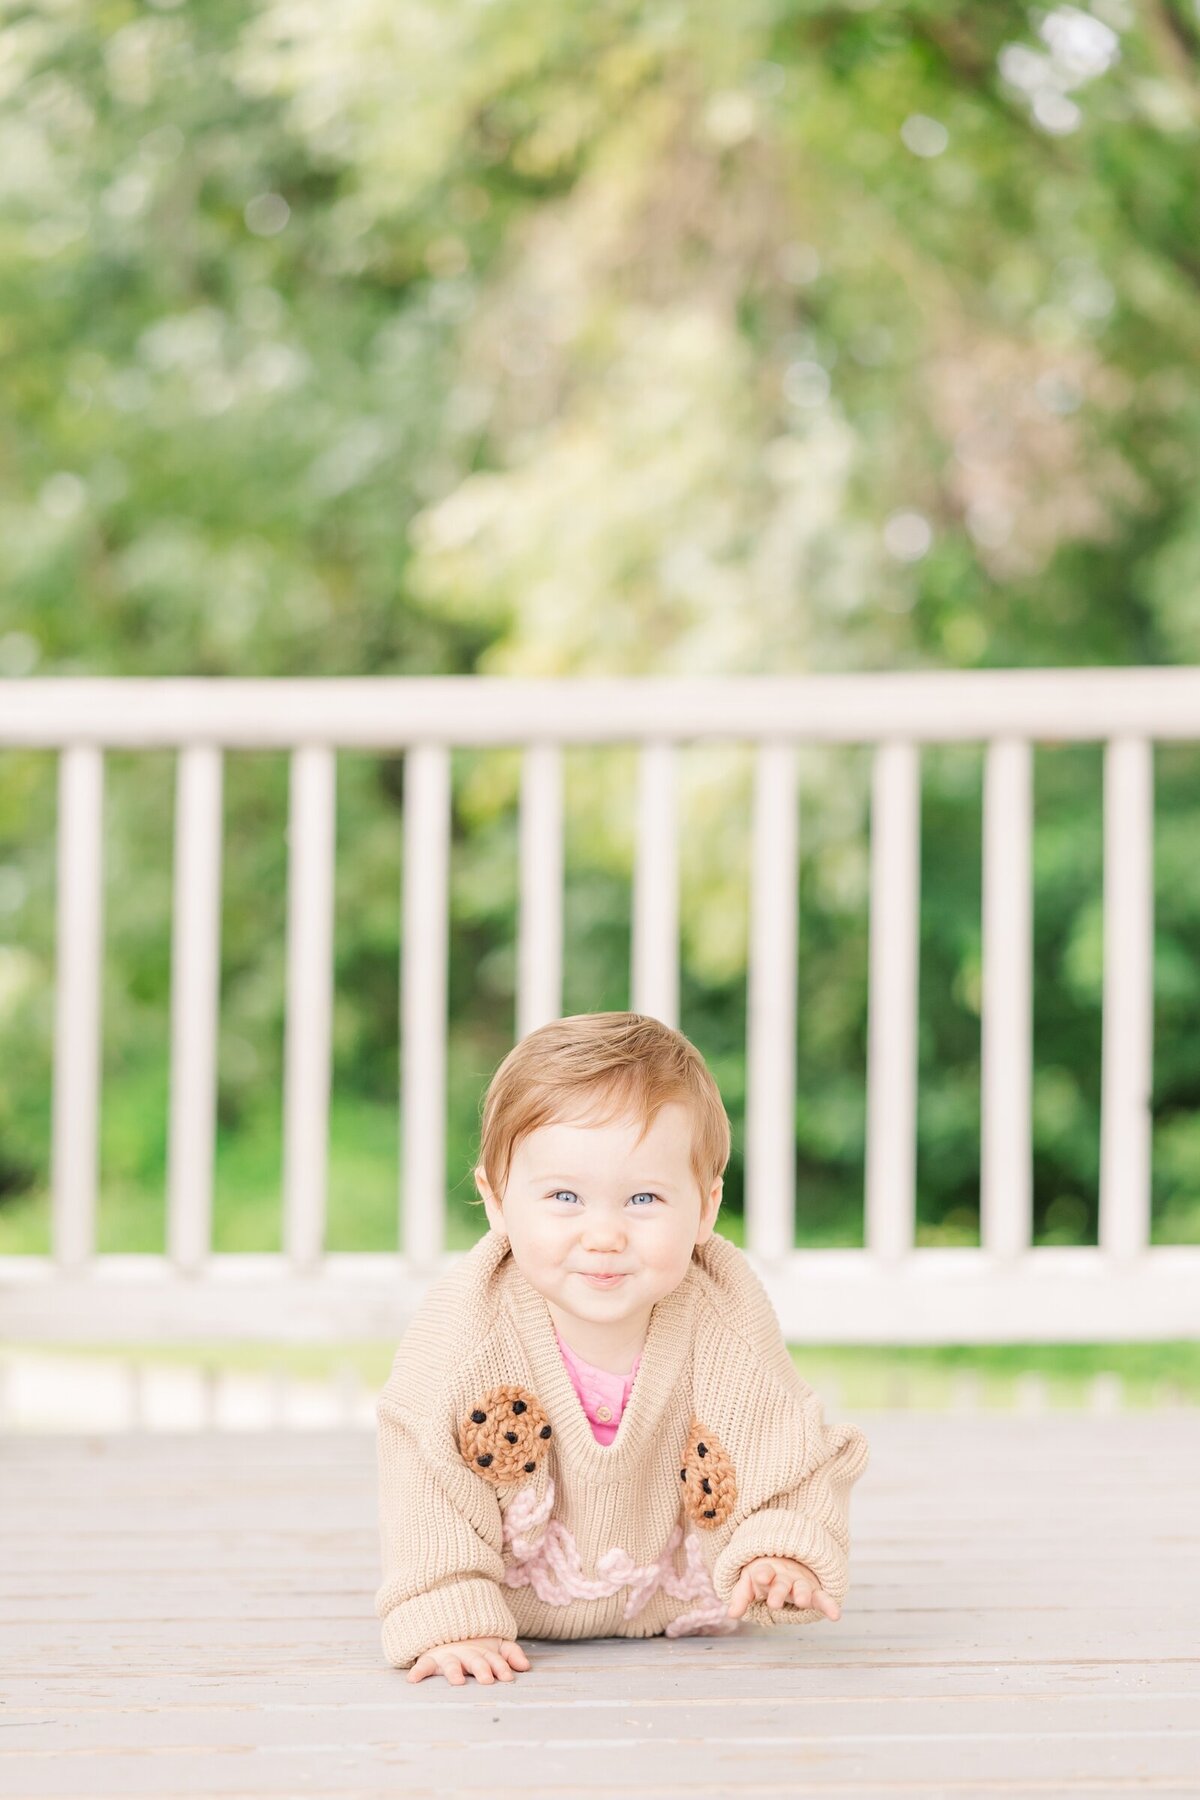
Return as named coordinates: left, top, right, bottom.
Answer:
left=725, top=1575, right=751, bottom=1619
left=486, top=1650, right=515, bottom=1681
left=500, top=1640, right=530, bottom=1671
left=463, top=1651, right=495, bottom=1683
left=792, top=1582, right=840, bottom=1620
left=766, top=1573, right=792, bottom=1609
left=407, top=1655, right=433, bottom=1683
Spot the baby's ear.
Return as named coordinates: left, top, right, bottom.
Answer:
left=696, top=1177, right=723, bottom=1243
left=474, top=1166, right=504, bottom=1230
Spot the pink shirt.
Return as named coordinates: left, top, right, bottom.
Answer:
left=554, top=1328, right=642, bottom=1445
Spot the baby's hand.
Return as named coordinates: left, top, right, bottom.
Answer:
left=406, top=1636, right=530, bottom=1686
left=726, top=1556, right=841, bottom=1622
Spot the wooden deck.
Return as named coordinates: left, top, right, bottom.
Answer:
left=2, top=1411, right=1197, bottom=1798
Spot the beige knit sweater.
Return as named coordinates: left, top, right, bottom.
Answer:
left=374, top=1227, right=870, bottom=1669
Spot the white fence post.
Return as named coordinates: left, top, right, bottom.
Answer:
left=1100, top=737, right=1154, bottom=1263
left=282, top=745, right=336, bottom=1271
left=865, top=742, right=921, bottom=1263
left=518, top=743, right=563, bottom=1040
left=981, top=739, right=1033, bottom=1261
left=632, top=740, right=679, bottom=1027
left=51, top=745, right=105, bottom=1270
left=401, top=744, right=451, bottom=1269
left=166, top=745, right=223, bottom=1273
left=745, top=742, right=799, bottom=1263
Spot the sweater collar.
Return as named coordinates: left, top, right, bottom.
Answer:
left=494, top=1236, right=701, bottom=1483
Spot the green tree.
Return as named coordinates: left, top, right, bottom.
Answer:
left=2, top=1, right=1199, bottom=1254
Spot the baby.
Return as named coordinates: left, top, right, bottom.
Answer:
left=374, top=1011, right=870, bottom=1685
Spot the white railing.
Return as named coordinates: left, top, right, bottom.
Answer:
left=1, top=672, right=1197, bottom=1345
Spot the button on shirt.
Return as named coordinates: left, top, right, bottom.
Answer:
left=554, top=1328, right=642, bottom=1445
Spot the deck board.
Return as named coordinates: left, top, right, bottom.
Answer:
left=1, top=1413, right=1197, bottom=1798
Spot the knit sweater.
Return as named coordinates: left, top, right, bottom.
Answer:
left=374, top=1227, right=870, bottom=1669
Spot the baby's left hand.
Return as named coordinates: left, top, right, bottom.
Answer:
left=726, top=1556, right=841, bottom=1622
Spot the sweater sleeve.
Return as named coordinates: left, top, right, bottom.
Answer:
left=374, top=1396, right=519, bottom=1669
left=710, top=1391, right=870, bottom=1627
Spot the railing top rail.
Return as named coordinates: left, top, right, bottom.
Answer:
left=2, top=669, right=1199, bottom=748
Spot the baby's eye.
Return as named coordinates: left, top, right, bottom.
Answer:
left=549, top=1190, right=659, bottom=1206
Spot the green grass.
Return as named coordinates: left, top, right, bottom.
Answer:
left=0, top=1094, right=487, bottom=1256
left=3, top=1337, right=1196, bottom=1410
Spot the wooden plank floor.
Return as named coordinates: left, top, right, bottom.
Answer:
left=2, top=1412, right=1198, bottom=1799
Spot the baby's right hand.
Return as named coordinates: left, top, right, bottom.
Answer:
left=406, top=1636, right=530, bottom=1685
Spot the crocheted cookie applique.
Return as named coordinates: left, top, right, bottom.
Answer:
left=458, top=1384, right=553, bottom=1487
left=678, top=1416, right=737, bottom=1529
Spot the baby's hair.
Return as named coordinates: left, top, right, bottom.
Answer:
left=473, top=1011, right=731, bottom=1208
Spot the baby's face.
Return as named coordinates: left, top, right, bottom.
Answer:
left=475, top=1101, right=722, bottom=1332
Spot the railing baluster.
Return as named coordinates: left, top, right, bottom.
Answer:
left=865, top=742, right=921, bottom=1261
left=632, top=740, right=678, bottom=1026
left=518, top=743, right=563, bottom=1040
left=745, top=742, right=799, bottom=1263
left=401, top=744, right=451, bottom=1268
left=1100, top=737, right=1154, bottom=1261
left=166, top=745, right=224, bottom=1272
left=981, top=739, right=1033, bottom=1259
left=51, top=745, right=105, bottom=1269
left=282, top=746, right=336, bottom=1269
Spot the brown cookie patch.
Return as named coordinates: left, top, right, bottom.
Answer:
left=458, top=1384, right=552, bottom=1486
left=678, top=1416, right=736, bottom=1529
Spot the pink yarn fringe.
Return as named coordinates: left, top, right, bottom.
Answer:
left=501, top=1477, right=739, bottom=1637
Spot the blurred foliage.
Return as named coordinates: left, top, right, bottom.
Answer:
left=2, top=0, right=1200, bottom=1254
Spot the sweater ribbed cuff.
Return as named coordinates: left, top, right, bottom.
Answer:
left=714, top=1506, right=849, bottom=1624
left=379, top=1577, right=520, bottom=1671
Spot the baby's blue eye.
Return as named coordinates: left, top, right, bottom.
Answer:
left=549, top=1190, right=659, bottom=1206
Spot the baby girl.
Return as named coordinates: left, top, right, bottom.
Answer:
left=374, top=1011, right=870, bottom=1685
